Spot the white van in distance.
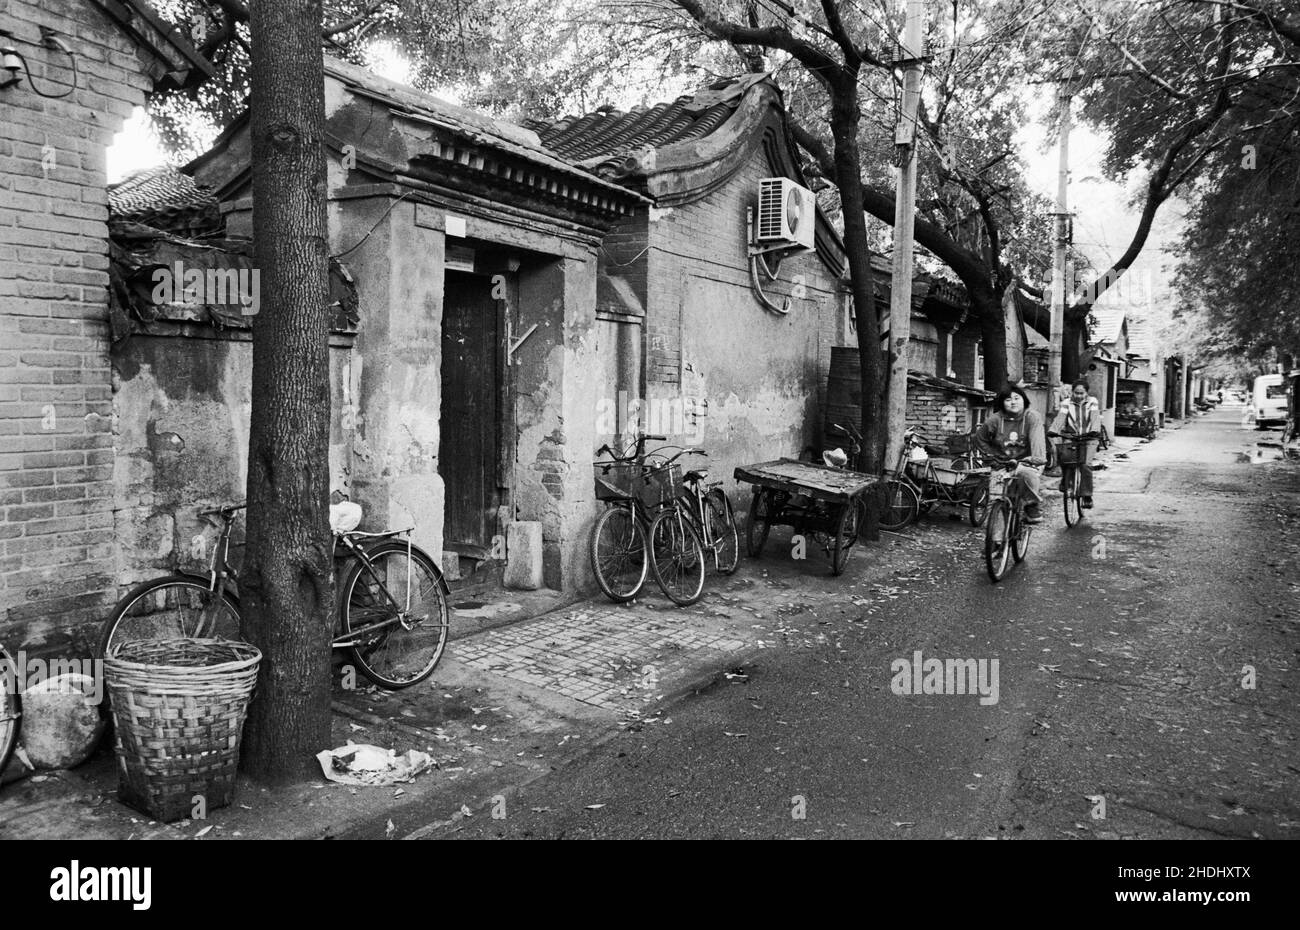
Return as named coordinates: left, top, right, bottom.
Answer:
left=1252, top=373, right=1288, bottom=428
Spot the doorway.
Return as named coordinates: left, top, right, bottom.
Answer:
left=440, top=270, right=504, bottom=558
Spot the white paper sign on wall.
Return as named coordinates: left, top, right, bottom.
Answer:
left=446, top=215, right=467, bottom=238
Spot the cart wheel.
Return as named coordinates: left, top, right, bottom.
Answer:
left=830, top=494, right=862, bottom=576
left=745, top=488, right=771, bottom=557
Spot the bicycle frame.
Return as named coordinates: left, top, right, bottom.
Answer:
left=192, top=508, right=430, bottom=645
left=332, top=529, right=423, bottom=647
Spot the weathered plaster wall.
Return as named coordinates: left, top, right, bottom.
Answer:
left=511, top=255, right=602, bottom=590
left=111, top=330, right=353, bottom=592
left=640, top=150, right=842, bottom=502
left=342, top=197, right=445, bottom=561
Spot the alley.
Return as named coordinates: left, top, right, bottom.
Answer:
left=406, top=409, right=1299, bottom=839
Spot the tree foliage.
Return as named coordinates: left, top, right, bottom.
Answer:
left=1039, top=0, right=1299, bottom=371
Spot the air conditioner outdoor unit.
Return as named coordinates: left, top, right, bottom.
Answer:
left=756, top=177, right=816, bottom=251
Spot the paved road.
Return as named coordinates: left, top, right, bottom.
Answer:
left=427, top=408, right=1299, bottom=839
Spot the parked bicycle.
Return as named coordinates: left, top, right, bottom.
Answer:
left=591, top=435, right=735, bottom=607
left=880, top=427, right=990, bottom=530
left=100, top=502, right=451, bottom=689
left=648, top=450, right=738, bottom=605
left=983, top=464, right=1035, bottom=582
left=1051, top=432, right=1099, bottom=527
left=0, top=642, right=20, bottom=779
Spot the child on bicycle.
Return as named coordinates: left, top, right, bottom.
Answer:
left=1047, top=378, right=1100, bottom=508
left=975, top=383, right=1047, bottom=523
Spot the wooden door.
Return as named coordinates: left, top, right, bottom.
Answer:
left=440, top=271, right=500, bottom=552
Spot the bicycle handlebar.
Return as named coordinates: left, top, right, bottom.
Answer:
left=199, top=503, right=246, bottom=518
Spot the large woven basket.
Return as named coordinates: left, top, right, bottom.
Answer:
left=104, top=638, right=261, bottom=822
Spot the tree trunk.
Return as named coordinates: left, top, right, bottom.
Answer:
left=830, top=86, right=884, bottom=475
left=1062, top=306, right=1091, bottom=383
left=240, top=0, right=334, bottom=783
left=970, top=283, right=1008, bottom=391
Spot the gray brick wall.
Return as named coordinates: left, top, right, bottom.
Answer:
left=1, top=0, right=151, bottom=646
left=906, top=384, right=973, bottom=440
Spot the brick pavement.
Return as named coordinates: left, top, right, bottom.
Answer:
left=452, top=605, right=749, bottom=711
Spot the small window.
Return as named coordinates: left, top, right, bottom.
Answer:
left=1265, top=384, right=1287, bottom=398
left=975, top=351, right=984, bottom=388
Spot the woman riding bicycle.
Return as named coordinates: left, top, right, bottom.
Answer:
left=975, top=383, right=1047, bottom=524
left=1048, top=378, right=1100, bottom=509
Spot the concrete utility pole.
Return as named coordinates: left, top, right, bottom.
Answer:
left=1047, top=88, right=1071, bottom=402
left=885, top=0, right=924, bottom=471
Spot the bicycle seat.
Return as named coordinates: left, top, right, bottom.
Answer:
left=330, top=501, right=363, bottom=533
left=684, top=468, right=709, bottom=484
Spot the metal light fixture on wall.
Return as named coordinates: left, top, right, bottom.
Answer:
left=0, top=27, right=79, bottom=98
left=0, top=33, right=22, bottom=88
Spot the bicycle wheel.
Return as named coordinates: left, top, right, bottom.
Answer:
left=590, top=505, right=648, bottom=601
left=984, top=500, right=1012, bottom=582
left=968, top=481, right=990, bottom=526
left=704, top=489, right=740, bottom=575
left=830, top=494, right=862, bottom=576
left=745, top=488, right=771, bottom=557
left=1012, top=509, right=1032, bottom=563
left=339, top=542, right=449, bottom=689
left=878, top=479, right=920, bottom=531
left=1063, top=467, right=1083, bottom=526
left=648, top=507, right=706, bottom=606
left=0, top=645, right=19, bottom=779
left=101, top=575, right=243, bottom=657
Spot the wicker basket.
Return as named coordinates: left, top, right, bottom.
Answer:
left=593, top=461, right=681, bottom=508
left=104, top=638, right=261, bottom=822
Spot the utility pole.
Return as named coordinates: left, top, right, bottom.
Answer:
left=1047, top=88, right=1072, bottom=405
left=885, top=0, right=924, bottom=471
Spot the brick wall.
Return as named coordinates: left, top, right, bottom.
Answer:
left=0, top=0, right=151, bottom=651
left=906, top=384, right=972, bottom=439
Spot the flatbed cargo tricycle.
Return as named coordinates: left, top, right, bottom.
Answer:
left=733, top=458, right=879, bottom=575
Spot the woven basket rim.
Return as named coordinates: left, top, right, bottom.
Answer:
left=106, top=636, right=261, bottom=674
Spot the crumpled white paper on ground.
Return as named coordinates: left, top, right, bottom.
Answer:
left=315, top=742, right=434, bottom=787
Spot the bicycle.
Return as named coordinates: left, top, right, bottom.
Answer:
left=983, top=463, right=1035, bottom=582
left=1050, top=432, right=1099, bottom=527
left=0, top=643, right=20, bottom=779
left=590, top=433, right=668, bottom=603
left=591, top=435, right=716, bottom=605
left=647, top=450, right=739, bottom=605
left=100, top=502, right=451, bottom=689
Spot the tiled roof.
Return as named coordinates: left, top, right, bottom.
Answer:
left=320, top=57, right=644, bottom=213
left=1126, top=319, right=1155, bottom=358
left=1089, top=305, right=1126, bottom=346
left=108, top=166, right=221, bottom=237
left=521, top=74, right=767, bottom=176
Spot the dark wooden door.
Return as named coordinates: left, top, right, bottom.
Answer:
left=440, top=271, right=500, bottom=552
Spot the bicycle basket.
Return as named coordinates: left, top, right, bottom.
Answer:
left=1055, top=441, right=1086, bottom=466
left=593, top=461, right=682, bottom=508
left=593, top=461, right=641, bottom=502
left=640, top=462, right=683, bottom=506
